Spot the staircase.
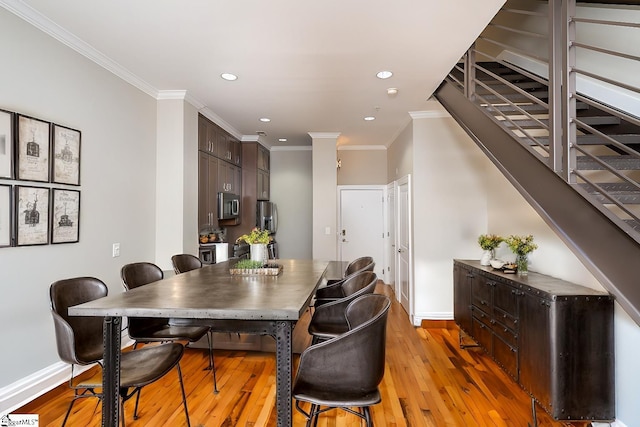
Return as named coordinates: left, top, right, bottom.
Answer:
left=435, top=0, right=640, bottom=325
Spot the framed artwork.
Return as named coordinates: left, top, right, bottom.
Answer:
left=16, top=114, right=51, bottom=182
left=15, top=185, right=49, bottom=246
left=0, top=109, right=15, bottom=179
left=0, top=184, right=11, bottom=247
left=52, top=124, right=81, bottom=185
left=51, top=188, right=80, bottom=244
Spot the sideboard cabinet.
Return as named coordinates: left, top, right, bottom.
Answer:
left=453, top=260, right=614, bottom=421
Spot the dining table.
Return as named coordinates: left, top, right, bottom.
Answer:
left=68, top=258, right=346, bottom=427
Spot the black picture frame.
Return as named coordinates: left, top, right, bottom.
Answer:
left=52, top=124, right=81, bottom=186
left=0, top=109, right=15, bottom=180
left=51, top=188, right=80, bottom=244
left=16, top=114, right=51, bottom=182
left=15, top=185, right=50, bottom=246
left=0, top=184, right=12, bottom=247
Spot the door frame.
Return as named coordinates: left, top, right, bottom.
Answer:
left=395, top=175, right=413, bottom=320
left=337, top=185, right=386, bottom=280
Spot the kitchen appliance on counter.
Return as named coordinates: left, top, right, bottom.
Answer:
left=199, top=242, right=229, bottom=265
left=257, top=201, right=278, bottom=259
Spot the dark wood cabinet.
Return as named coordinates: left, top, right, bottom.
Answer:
left=453, top=260, right=614, bottom=421
left=198, top=151, right=218, bottom=228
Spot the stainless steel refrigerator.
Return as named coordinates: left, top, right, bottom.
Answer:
left=257, top=201, right=278, bottom=258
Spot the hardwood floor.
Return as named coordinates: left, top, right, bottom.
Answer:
left=16, top=284, right=591, bottom=427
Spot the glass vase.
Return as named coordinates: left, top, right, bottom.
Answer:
left=516, top=254, right=528, bottom=276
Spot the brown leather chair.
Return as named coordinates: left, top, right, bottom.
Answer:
left=50, top=277, right=190, bottom=427
left=171, top=254, right=203, bottom=274
left=294, top=294, right=391, bottom=427
left=308, top=271, right=378, bottom=344
left=121, top=262, right=218, bottom=393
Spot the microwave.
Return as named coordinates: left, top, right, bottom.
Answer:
left=218, top=192, right=240, bottom=220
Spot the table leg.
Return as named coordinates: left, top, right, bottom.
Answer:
left=102, top=316, right=121, bottom=427
left=273, top=320, right=293, bottom=427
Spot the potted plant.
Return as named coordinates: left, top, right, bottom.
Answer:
left=237, top=228, right=270, bottom=263
left=477, top=234, right=503, bottom=266
left=504, top=234, right=538, bottom=276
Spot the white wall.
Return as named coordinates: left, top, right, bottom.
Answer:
left=0, top=7, right=158, bottom=406
left=270, top=147, right=313, bottom=259
left=310, top=133, right=338, bottom=261
left=409, top=111, right=489, bottom=321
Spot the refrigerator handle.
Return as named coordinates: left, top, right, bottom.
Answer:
left=273, top=204, right=278, bottom=234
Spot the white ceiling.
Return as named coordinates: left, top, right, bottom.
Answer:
left=2, top=0, right=504, bottom=147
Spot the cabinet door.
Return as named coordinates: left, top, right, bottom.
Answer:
left=198, top=117, right=209, bottom=152
left=232, top=164, right=242, bottom=195
left=519, top=291, right=552, bottom=410
left=453, top=263, right=473, bottom=334
left=232, top=139, right=242, bottom=165
left=258, top=145, right=269, bottom=172
left=257, top=170, right=269, bottom=200
left=199, top=152, right=218, bottom=227
left=217, top=131, right=231, bottom=161
left=198, top=152, right=209, bottom=227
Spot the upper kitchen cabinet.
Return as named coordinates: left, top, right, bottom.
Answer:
left=198, top=151, right=218, bottom=228
left=257, top=144, right=270, bottom=172
left=198, top=115, right=217, bottom=155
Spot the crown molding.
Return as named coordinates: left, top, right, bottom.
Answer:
left=337, top=145, right=386, bottom=151
left=271, top=145, right=312, bottom=152
left=308, top=132, right=341, bottom=139
left=0, top=0, right=160, bottom=98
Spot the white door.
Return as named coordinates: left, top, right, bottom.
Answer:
left=385, top=183, right=396, bottom=290
left=338, top=186, right=384, bottom=279
left=396, top=176, right=412, bottom=317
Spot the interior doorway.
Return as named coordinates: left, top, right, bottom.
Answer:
left=337, top=186, right=385, bottom=280
left=396, top=175, right=413, bottom=319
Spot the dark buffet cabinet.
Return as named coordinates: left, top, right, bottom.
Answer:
left=453, top=260, right=614, bottom=422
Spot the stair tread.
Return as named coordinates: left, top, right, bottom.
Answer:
left=577, top=155, right=640, bottom=170
left=581, top=183, right=640, bottom=204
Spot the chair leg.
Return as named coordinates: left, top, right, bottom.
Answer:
left=363, top=406, right=373, bottom=427
left=204, top=329, right=219, bottom=393
left=176, top=362, right=191, bottom=427
left=132, top=388, right=142, bottom=419
left=306, top=403, right=318, bottom=427
left=60, top=398, right=77, bottom=427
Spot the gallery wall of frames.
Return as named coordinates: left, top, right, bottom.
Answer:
left=0, top=108, right=81, bottom=247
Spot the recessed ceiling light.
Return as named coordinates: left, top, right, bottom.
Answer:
left=364, top=116, right=376, bottom=121
left=376, top=70, right=393, bottom=79
left=220, top=73, right=238, bottom=81
left=259, top=117, right=271, bottom=123
left=278, top=138, right=287, bottom=142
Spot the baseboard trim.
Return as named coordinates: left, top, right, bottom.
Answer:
left=0, top=336, right=133, bottom=415
left=420, top=319, right=458, bottom=330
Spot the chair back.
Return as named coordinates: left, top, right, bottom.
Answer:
left=171, top=254, right=202, bottom=274
left=297, top=294, right=390, bottom=394
left=50, top=277, right=107, bottom=365
left=121, top=262, right=163, bottom=290
left=120, top=262, right=167, bottom=338
left=341, top=271, right=378, bottom=299
left=344, top=256, right=375, bottom=276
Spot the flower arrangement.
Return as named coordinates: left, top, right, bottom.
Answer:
left=477, top=234, right=503, bottom=251
left=504, top=234, right=538, bottom=256
left=237, top=227, right=270, bottom=245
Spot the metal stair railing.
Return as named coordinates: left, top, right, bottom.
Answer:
left=446, top=0, right=640, bottom=243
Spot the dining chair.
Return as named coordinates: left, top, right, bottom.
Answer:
left=171, top=253, right=203, bottom=274
left=121, top=262, right=218, bottom=393
left=308, top=271, right=378, bottom=344
left=50, top=277, right=190, bottom=427
left=316, top=256, right=375, bottom=299
left=294, top=293, right=391, bottom=427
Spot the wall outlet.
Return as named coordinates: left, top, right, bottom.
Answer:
left=112, top=243, right=120, bottom=257
left=325, top=226, right=331, bottom=235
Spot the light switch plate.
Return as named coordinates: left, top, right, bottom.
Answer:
left=112, top=243, right=120, bottom=257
